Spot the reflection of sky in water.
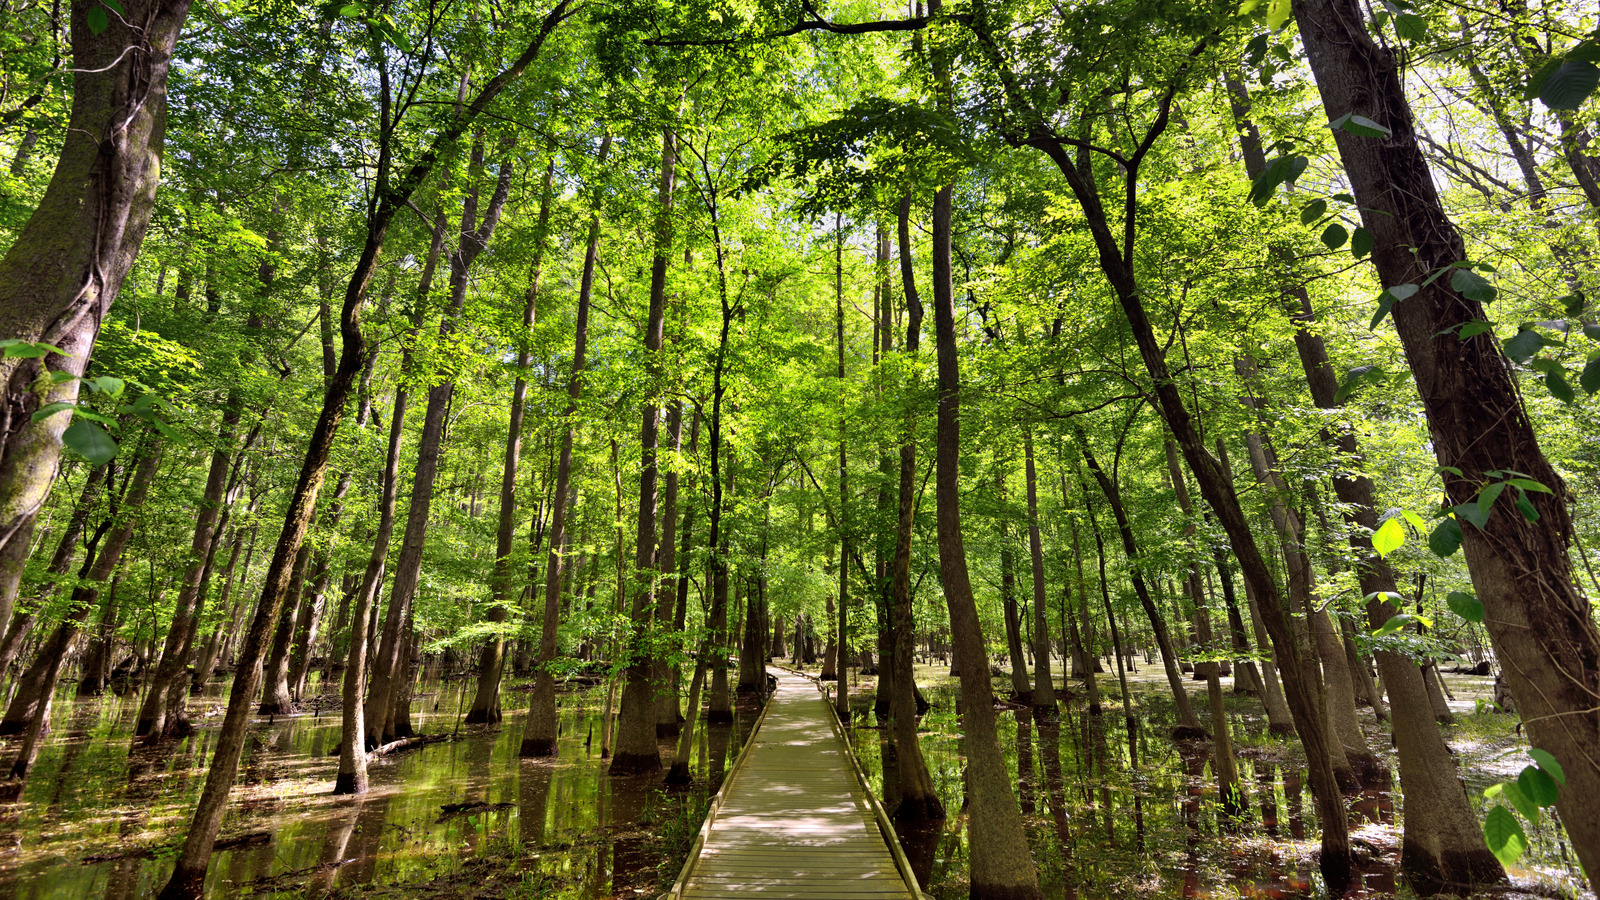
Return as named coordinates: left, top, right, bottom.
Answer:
left=0, top=677, right=749, bottom=899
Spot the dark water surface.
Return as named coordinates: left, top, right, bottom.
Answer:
left=0, top=675, right=755, bottom=899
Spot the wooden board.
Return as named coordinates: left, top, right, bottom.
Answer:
left=677, top=673, right=918, bottom=900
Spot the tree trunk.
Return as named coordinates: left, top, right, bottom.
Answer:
left=259, top=543, right=310, bottom=715
left=0, top=0, right=193, bottom=562
left=889, top=192, right=943, bottom=820
left=611, top=125, right=675, bottom=777
left=928, top=143, right=1042, bottom=895
left=468, top=155, right=554, bottom=726
left=1024, top=432, right=1055, bottom=713
left=834, top=217, right=850, bottom=719
left=523, top=135, right=610, bottom=758
left=998, top=470, right=1030, bottom=700
left=1078, top=434, right=1203, bottom=735
left=1294, top=0, right=1600, bottom=883
left=368, top=141, right=513, bottom=746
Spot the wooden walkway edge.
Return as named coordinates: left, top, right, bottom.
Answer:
left=661, top=669, right=927, bottom=900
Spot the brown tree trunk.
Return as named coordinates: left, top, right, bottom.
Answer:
left=523, top=134, right=610, bottom=758
left=889, top=192, right=943, bottom=820
left=468, top=155, right=554, bottom=726
left=1078, top=434, right=1203, bottom=735
left=1023, top=432, right=1055, bottom=713
left=0, top=0, right=193, bottom=561
left=368, top=141, right=513, bottom=745
left=927, top=108, right=1042, bottom=895
left=1295, top=0, right=1600, bottom=882
left=1163, top=439, right=1241, bottom=813
left=611, top=124, right=676, bottom=777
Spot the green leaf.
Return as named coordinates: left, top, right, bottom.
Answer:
left=28, top=401, right=77, bottom=423
left=1300, top=199, right=1327, bottom=224
left=1372, top=614, right=1416, bottom=637
left=62, top=420, right=118, bottom=467
left=1561, top=292, right=1587, bottom=316
left=0, top=340, right=63, bottom=359
left=1401, top=510, right=1428, bottom=531
left=1519, top=765, right=1559, bottom=807
left=1372, top=517, right=1405, bottom=557
left=1541, top=59, right=1600, bottom=110
left=1248, top=155, right=1309, bottom=205
left=1506, top=477, right=1551, bottom=493
left=1501, top=779, right=1541, bottom=822
left=87, top=3, right=108, bottom=33
left=1446, top=590, right=1484, bottom=623
left=1322, top=222, right=1349, bottom=250
left=1330, top=112, right=1393, bottom=137
left=1459, top=321, right=1494, bottom=340
left=1394, top=12, right=1426, bottom=40
left=1477, top=481, right=1506, bottom=519
left=1529, top=748, right=1566, bottom=785
left=1266, top=0, right=1292, bottom=30
left=101, top=0, right=125, bottom=12
left=1428, top=517, right=1463, bottom=556
left=1546, top=364, right=1576, bottom=403
left=1388, top=283, right=1420, bottom=301
left=1581, top=358, right=1600, bottom=394
left=1582, top=323, right=1600, bottom=341
left=1335, top=364, right=1384, bottom=402
left=1514, top=488, right=1540, bottom=522
left=1371, top=294, right=1396, bottom=329
left=1451, top=268, right=1497, bottom=303
left=1351, top=227, right=1373, bottom=259
left=1483, top=806, right=1528, bottom=867
left=87, top=375, right=125, bottom=397
left=1456, top=499, right=1490, bottom=529
left=1504, top=329, right=1545, bottom=363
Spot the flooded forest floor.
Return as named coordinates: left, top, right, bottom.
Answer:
left=0, top=659, right=1589, bottom=900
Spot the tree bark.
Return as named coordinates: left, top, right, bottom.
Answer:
left=0, top=0, right=193, bottom=561
left=1024, top=432, right=1055, bottom=713
left=1294, top=0, right=1600, bottom=881
left=523, top=134, right=610, bottom=758
left=468, top=154, right=555, bottom=726
left=925, top=45, right=1043, bottom=884
left=612, top=124, right=676, bottom=777
left=889, top=191, right=943, bottom=821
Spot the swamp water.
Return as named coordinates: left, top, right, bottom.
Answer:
left=841, top=666, right=1591, bottom=900
left=0, top=676, right=758, bottom=899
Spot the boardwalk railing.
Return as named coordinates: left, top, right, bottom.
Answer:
left=815, top=677, right=934, bottom=900
left=659, top=684, right=774, bottom=900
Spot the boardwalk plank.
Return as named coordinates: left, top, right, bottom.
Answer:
left=674, top=672, right=918, bottom=900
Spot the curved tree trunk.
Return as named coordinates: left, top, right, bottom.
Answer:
left=0, top=0, right=193, bottom=563
left=1078, top=434, right=1203, bottom=736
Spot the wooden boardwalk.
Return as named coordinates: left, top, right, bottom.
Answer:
left=666, top=670, right=924, bottom=900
